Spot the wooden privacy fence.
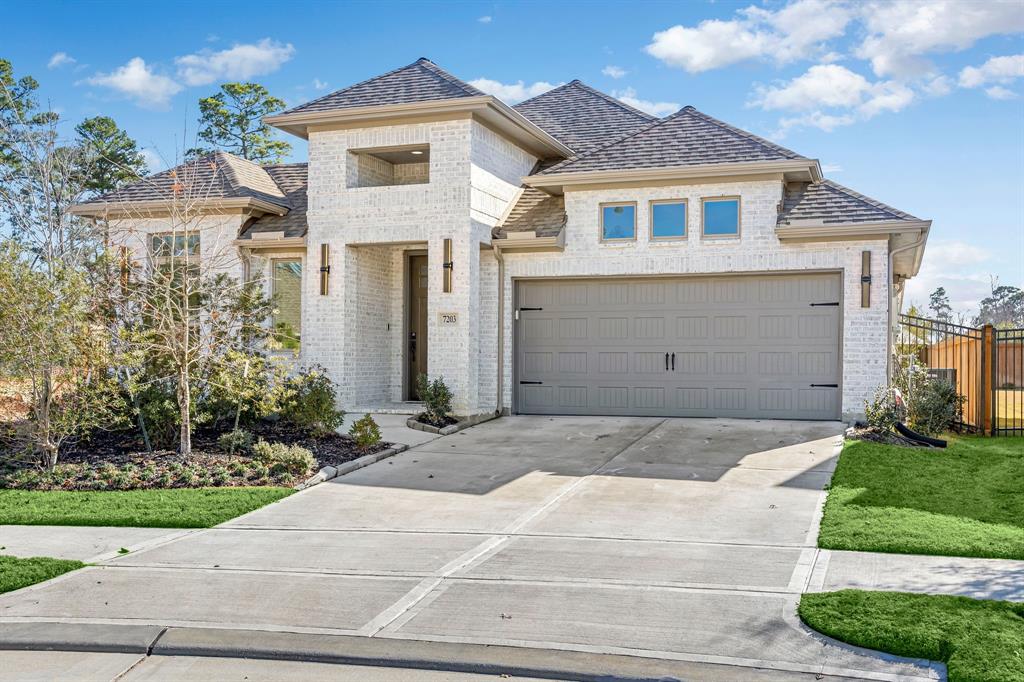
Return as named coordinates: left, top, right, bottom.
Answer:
left=896, top=314, right=1024, bottom=435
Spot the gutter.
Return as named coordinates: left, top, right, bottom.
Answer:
left=886, top=228, right=930, bottom=383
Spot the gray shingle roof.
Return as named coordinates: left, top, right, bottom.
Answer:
left=493, top=186, right=565, bottom=239
left=279, top=58, right=486, bottom=116
left=239, top=163, right=308, bottom=240
left=513, top=80, right=657, bottom=154
left=539, top=106, right=806, bottom=175
left=778, top=180, right=920, bottom=225
left=76, top=151, right=288, bottom=209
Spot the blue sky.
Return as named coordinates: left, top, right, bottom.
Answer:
left=7, top=0, right=1023, bottom=315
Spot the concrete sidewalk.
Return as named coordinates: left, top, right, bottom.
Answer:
left=1, top=525, right=191, bottom=562
left=810, top=549, right=1024, bottom=602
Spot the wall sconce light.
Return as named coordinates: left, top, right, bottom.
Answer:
left=861, top=250, right=871, bottom=308
left=442, top=238, right=453, bottom=293
left=319, top=243, right=330, bottom=296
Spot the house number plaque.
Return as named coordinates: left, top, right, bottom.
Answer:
left=438, top=312, right=459, bottom=326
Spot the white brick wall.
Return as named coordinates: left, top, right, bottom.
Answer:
left=498, top=180, right=891, bottom=420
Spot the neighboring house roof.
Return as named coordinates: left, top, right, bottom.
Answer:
left=778, top=180, right=921, bottom=225
left=539, top=106, right=806, bottom=176
left=238, top=163, right=309, bottom=240
left=513, top=80, right=657, bottom=154
left=72, top=151, right=290, bottom=214
left=277, top=58, right=486, bottom=116
left=493, top=186, right=566, bottom=239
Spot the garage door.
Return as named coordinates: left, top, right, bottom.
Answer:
left=515, top=274, right=841, bottom=420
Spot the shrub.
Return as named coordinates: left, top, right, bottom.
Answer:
left=349, top=414, right=382, bottom=449
left=217, top=429, right=254, bottom=455
left=252, top=439, right=316, bottom=477
left=277, top=367, right=345, bottom=436
left=864, top=386, right=904, bottom=431
left=908, top=378, right=964, bottom=437
left=416, top=374, right=453, bottom=427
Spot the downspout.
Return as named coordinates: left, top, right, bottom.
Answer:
left=494, top=242, right=506, bottom=416
left=887, top=230, right=928, bottom=383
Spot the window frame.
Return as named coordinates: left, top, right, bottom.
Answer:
left=150, top=232, right=200, bottom=267
left=648, top=199, right=688, bottom=242
left=599, top=201, right=638, bottom=243
left=701, top=196, right=742, bottom=239
left=270, top=256, right=303, bottom=353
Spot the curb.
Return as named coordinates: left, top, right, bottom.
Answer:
left=406, top=412, right=498, bottom=436
left=294, top=443, right=408, bottom=490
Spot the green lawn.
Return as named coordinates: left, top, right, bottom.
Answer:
left=818, top=436, right=1024, bottom=559
left=800, top=590, right=1024, bottom=682
left=0, top=487, right=293, bottom=528
left=0, top=555, right=85, bottom=594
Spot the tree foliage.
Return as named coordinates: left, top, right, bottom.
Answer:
left=75, top=116, right=148, bottom=195
left=928, top=287, right=953, bottom=323
left=190, top=83, right=290, bottom=163
left=974, top=284, right=1024, bottom=329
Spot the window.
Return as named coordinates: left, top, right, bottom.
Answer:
left=600, top=202, right=636, bottom=241
left=151, top=234, right=200, bottom=261
left=702, top=197, right=740, bottom=237
left=271, top=259, right=302, bottom=352
left=650, top=200, right=687, bottom=240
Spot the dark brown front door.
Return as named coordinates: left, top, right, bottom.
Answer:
left=408, top=254, right=429, bottom=400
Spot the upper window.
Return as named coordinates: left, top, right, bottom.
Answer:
left=650, top=200, right=687, bottom=240
left=702, top=197, right=740, bottom=237
left=601, top=202, right=636, bottom=241
left=271, top=258, right=302, bottom=353
left=151, top=233, right=199, bottom=260
left=347, top=144, right=430, bottom=189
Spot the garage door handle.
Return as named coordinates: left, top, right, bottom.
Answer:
left=810, top=383, right=838, bottom=388
left=665, top=353, right=669, bottom=371
left=519, top=381, right=543, bottom=385
left=809, top=302, right=840, bottom=307
left=671, top=352, right=675, bottom=371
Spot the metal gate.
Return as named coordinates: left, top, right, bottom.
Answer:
left=896, top=314, right=1024, bottom=435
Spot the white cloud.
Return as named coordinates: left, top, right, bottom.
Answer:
left=921, top=74, right=953, bottom=97
left=857, top=1, right=1024, bottom=78
left=478, top=15, right=492, bottom=23
left=47, top=52, right=75, bottom=69
left=602, top=65, right=627, bottom=79
left=904, top=240, right=996, bottom=315
left=85, top=58, right=183, bottom=109
left=612, top=88, right=679, bottom=117
left=139, top=148, right=165, bottom=173
left=468, top=78, right=560, bottom=104
left=985, top=86, right=1018, bottom=100
left=313, top=78, right=329, bottom=90
left=958, top=54, right=1024, bottom=88
left=821, top=162, right=843, bottom=173
left=174, top=38, right=295, bottom=87
left=645, top=0, right=850, bottom=73
left=776, top=111, right=856, bottom=135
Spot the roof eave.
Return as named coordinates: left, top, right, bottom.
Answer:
left=775, top=218, right=931, bottom=242
left=524, top=159, right=821, bottom=193
left=234, top=236, right=307, bottom=250
left=265, top=96, right=573, bottom=158
left=69, top=197, right=289, bottom=219
left=493, top=228, right=565, bottom=253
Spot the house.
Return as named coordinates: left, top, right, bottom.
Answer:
left=72, top=58, right=931, bottom=422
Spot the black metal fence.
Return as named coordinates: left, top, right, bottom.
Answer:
left=896, top=314, right=1024, bottom=435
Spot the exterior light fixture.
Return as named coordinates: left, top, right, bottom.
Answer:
left=411, top=150, right=424, bottom=155
left=442, top=238, right=453, bottom=293
left=861, top=250, right=871, bottom=308
left=319, top=243, right=330, bottom=296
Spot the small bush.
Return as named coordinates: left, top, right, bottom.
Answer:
left=416, top=374, right=453, bottom=427
left=278, top=367, right=345, bottom=436
left=908, top=378, right=964, bottom=437
left=349, top=414, right=382, bottom=449
left=252, top=439, right=315, bottom=477
left=217, top=429, right=254, bottom=455
left=864, top=386, right=904, bottom=431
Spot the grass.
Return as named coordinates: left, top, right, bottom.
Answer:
left=0, top=487, right=293, bottom=528
left=818, top=436, right=1024, bottom=559
left=799, top=590, right=1024, bottom=682
left=0, top=555, right=85, bottom=594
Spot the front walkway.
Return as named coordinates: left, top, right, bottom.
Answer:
left=0, top=417, right=945, bottom=680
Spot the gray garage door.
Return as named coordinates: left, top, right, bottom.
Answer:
left=515, top=274, right=841, bottom=420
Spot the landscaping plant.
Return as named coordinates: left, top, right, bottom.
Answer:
left=349, top=414, right=382, bottom=449
left=251, top=439, right=316, bottom=478
left=277, top=366, right=345, bottom=436
left=416, top=373, right=454, bottom=427
left=217, top=428, right=254, bottom=455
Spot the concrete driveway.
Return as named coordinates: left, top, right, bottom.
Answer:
left=0, top=417, right=939, bottom=681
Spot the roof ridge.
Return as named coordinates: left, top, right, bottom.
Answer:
left=571, top=81, right=659, bottom=121
left=819, top=178, right=918, bottom=221
left=278, top=59, right=435, bottom=115
left=415, top=58, right=487, bottom=97
left=680, top=107, right=804, bottom=160
left=540, top=111, right=669, bottom=174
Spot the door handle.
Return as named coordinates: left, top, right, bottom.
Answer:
left=671, top=352, right=675, bottom=371
left=665, top=352, right=669, bottom=371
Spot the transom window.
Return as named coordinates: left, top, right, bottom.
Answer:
left=702, top=197, right=740, bottom=237
left=271, top=258, right=302, bottom=352
left=650, top=200, right=687, bottom=240
left=600, top=202, right=636, bottom=241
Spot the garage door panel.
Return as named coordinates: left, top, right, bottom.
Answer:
left=516, top=275, right=841, bottom=420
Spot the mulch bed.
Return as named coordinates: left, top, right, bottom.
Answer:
left=413, top=413, right=458, bottom=429
left=845, top=425, right=927, bottom=447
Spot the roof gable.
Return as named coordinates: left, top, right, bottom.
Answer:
left=540, top=106, right=805, bottom=175
left=279, top=58, right=486, bottom=116
left=513, top=81, right=656, bottom=154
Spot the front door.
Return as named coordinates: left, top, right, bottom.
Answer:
left=407, top=254, right=429, bottom=400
